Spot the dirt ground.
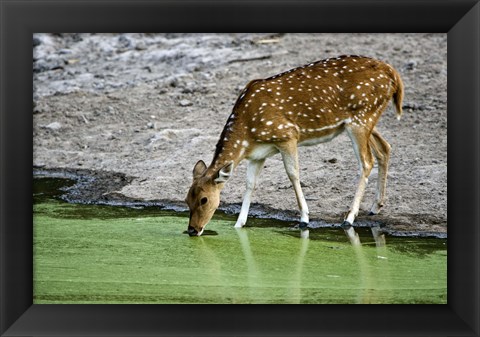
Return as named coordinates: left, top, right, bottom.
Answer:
left=33, top=33, right=447, bottom=236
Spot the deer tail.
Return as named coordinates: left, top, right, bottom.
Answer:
left=392, top=69, right=404, bottom=121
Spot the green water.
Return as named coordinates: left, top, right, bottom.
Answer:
left=33, top=178, right=447, bottom=304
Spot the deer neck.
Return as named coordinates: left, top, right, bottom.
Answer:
left=208, top=113, right=249, bottom=173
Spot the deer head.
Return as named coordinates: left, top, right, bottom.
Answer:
left=185, top=160, right=234, bottom=236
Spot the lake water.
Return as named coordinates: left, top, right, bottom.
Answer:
left=33, top=178, right=447, bottom=304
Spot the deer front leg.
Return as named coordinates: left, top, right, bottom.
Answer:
left=235, top=159, right=265, bottom=228
left=277, top=141, right=309, bottom=229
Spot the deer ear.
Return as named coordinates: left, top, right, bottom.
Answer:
left=214, top=161, right=234, bottom=184
left=193, top=160, right=207, bottom=180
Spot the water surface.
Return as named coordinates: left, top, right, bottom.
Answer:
left=33, top=178, right=447, bottom=304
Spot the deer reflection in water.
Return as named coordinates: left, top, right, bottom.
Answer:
left=191, top=225, right=391, bottom=304
left=237, top=226, right=391, bottom=304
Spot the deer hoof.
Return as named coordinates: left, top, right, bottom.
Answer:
left=299, top=221, right=309, bottom=230
left=234, top=221, right=245, bottom=228
left=369, top=203, right=384, bottom=215
left=341, top=220, right=352, bottom=230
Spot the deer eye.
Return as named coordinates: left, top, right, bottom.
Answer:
left=200, top=197, right=208, bottom=205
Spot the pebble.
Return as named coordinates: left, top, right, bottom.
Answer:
left=58, top=49, right=73, bottom=55
left=44, top=122, right=62, bottom=130
left=135, top=41, right=147, bottom=50
left=404, top=60, right=418, bottom=70
left=179, top=99, right=193, bottom=107
left=105, top=133, right=116, bottom=140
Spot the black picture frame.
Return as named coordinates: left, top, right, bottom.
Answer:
left=1, top=0, right=479, bottom=336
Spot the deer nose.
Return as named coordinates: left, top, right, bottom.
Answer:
left=187, top=226, right=198, bottom=236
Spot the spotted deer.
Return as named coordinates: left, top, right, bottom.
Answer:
left=185, top=55, right=404, bottom=240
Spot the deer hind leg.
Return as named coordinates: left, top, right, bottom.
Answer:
left=343, top=126, right=375, bottom=244
left=235, top=159, right=265, bottom=228
left=369, top=128, right=391, bottom=215
left=276, top=141, right=309, bottom=228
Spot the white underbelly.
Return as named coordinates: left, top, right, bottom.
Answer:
left=299, top=129, right=343, bottom=147
left=246, top=144, right=279, bottom=160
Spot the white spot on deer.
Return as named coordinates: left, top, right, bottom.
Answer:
left=266, top=121, right=273, bottom=126
left=350, top=94, right=355, bottom=100
left=251, top=128, right=256, bottom=132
